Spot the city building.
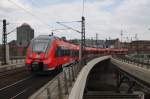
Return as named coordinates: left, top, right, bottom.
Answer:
left=129, top=40, right=150, bottom=54
left=7, top=23, right=34, bottom=56
left=120, top=42, right=130, bottom=49
left=105, top=39, right=120, bottom=48
left=8, top=40, right=17, bottom=56
left=85, top=39, right=105, bottom=48
left=17, top=23, right=34, bottom=47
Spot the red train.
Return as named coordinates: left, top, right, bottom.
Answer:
left=25, top=35, right=127, bottom=73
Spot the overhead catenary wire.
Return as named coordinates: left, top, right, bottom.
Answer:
left=7, top=27, right=17, bottom=35
left=57, top=21, right=81, bottom=23
left=52, top=28, right=69, bottom=31
left=8, top=0, right=52, bottom=29
left=56, top=22, right=81, bottom=33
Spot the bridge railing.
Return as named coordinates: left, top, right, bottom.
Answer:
left=125, top=55, right=150, bottom=64
left=29, top=62, right=83, bottom=99
left=0, top=56, right=25, bottom=65
left=114, top=55, right=150, bottom=69
left=0, top=56, right=25, bottom=72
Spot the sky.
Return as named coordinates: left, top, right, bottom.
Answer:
left=0, top=0, right=150, bottom=43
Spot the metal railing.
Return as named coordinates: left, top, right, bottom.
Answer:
left=125, top=55, right=150, bottom=64
left=0, top=56, right=25, bottom=65
left=29, top=62, right=84, bottom=99
left=0, top=56, right=25, bottom=72
left=114, top=55, right=150, bottom=69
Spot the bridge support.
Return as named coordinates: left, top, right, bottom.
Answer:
left=116, top=71, right=136, bottom=94
left=127, top=81, right=136, bottom=93
left=116, top=73, right=127, bottom=93
left=145, top=94, right=150, bottom=99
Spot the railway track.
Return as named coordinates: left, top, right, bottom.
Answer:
left=0, top=70, right=57, bottom=99
left=0, top=66, right=27, bottom=78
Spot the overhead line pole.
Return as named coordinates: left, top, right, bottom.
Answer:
left=80, top=16, right=86, bottom=65
left=96, top=33, right=98, bottom=48
left=2, top=19, right=7, bottom=65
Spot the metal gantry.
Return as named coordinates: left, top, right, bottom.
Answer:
left=2, top=19, right=7, bottom=65
left=80, top=16, right=86, bottom=65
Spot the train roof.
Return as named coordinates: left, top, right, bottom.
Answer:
left=34, top=35, right=59, bottom=40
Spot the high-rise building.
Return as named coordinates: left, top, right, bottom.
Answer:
left=17, top=23, right=34, bottom=47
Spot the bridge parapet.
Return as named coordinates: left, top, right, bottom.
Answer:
left=68, top=56, right=110, bottom=99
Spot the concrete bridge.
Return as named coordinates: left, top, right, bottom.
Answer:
left=29, top=56, right=150, bottom=99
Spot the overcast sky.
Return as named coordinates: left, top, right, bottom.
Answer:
left=0, top=0, right=150, bottom=42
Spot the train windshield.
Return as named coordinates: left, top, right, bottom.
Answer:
left=32, top=39, right=50, bottom=53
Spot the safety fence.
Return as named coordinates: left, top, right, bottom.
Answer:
left=29, top=62, right=84, bottom=99
left=114, top=55, right=150, bottom=69
left=0, top=57, right=25, bottom=72
left=0, top=56, right=25, bottom=65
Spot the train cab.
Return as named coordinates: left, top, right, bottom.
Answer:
left=25, top=35, right=55, bottom=72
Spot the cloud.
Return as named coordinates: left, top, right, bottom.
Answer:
left=0, top=0, right=150, bottom=43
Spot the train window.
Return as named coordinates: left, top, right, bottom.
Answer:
left=32, top=39, right=50, bottom=53
left=75, top=51, right=79, bottom=56
left=67, top=50, right=70, bottom=56
left=60, top=48, right=70, bottom=56
left=55, top=47, right=61, bottom=57
left=64, top=49, right=66, bottom=56
left=71, top=50, right=74, bottom=57
left=66, top=50, right=69, bottom=56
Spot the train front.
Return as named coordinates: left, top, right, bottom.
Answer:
left=25, top=36, right=52, bottom=73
